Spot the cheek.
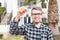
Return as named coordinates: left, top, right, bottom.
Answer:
left=36, top=15, right=42, bottom=19
left=39, top=16, right=42, bottom=19
left=31, top=16, right=35, bottom=20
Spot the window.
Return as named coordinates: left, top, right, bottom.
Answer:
left=24, top=17, right=31, bottom=24
left=42, top=18, right=46, bottom=23
left=24, top=17, right=27, bottom=24
left=28, top=17, right=31, bottom=23
left=41, top=3, right=47, bottom=8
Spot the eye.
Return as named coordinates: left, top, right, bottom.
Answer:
left=32, top=13, right=42, bottom=15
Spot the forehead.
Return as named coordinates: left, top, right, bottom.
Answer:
left=32, top=10, right=42, bottom=13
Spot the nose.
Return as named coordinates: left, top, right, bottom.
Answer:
left=35, top=15, right=39, bottom=17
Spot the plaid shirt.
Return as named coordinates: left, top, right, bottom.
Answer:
left=10, top=22, right=53, bottom=40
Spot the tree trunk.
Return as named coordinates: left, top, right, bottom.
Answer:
left=48, top=0, right=59, bottom=35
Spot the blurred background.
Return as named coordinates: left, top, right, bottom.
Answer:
left=0, top=0, right=60, bottom=40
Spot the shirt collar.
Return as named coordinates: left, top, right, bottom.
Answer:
left=31, top=22, right=43, bottom=29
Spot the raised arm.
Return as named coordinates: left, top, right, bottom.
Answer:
left=9, top=7, right=27, bottom=35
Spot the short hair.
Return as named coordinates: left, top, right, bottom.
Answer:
left=31, top=6, right=42, bottom=13
left=32, top=6, right=42, bottom=11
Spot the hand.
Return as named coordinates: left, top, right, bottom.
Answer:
left=15, top=7, right=27, bottom=22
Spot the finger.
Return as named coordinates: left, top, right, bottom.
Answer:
left=21, top=9, right=27, bottom=14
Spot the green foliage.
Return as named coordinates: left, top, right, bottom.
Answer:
left=0, top=7, right=6, bottom=16
left=0, top=35, right=23, bottom=40
left=40, top=0, right=48, bottom=3
left=40, top=0, right=48, bottom=8
left=24, top=0, right=32, bottom=5
left=43, top=23, right=48, bottom=25
left=40, top=0, right=45, bottom=3
left=24, top=0, right=36, bottom=5
left=41, top=3, right=46, bottom=8
left=0, top=35, right=60, bottom=40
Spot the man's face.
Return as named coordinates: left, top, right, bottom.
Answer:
left=31, top=9, right=42, bottom=24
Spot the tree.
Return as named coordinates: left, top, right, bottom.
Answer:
left=48, top=0, right=59, bottom=35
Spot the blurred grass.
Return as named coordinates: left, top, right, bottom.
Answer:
left=0, top=35, right=60, bottom=40
left=54, top=38, right=60, bottom=40
left=0, top=35, right=23, bottom=40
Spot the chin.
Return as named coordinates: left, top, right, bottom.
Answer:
left=34, top=21, right=40, bottom=24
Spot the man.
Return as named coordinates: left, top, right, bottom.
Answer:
left=10, top=6, right=53, bottom=40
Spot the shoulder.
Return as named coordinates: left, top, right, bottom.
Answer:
left=41, top=23, right=52, bottom=32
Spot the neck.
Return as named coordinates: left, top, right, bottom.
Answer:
left=34, top=22, right=41, bottom=28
